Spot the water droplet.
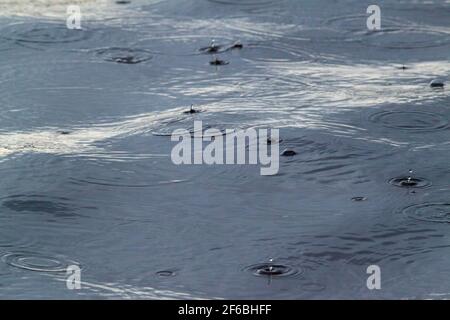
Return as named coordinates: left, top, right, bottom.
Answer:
left=389, top=176, right=431, bottom=188
left=244, top=262, right=300, bottom=278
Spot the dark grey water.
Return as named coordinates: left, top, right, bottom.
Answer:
left=0, top=0, right=449, bottom=299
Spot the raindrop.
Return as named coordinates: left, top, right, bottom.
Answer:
left=244, top=260, right=300, bottom=278
left=389, top=176, right=431, bottom=189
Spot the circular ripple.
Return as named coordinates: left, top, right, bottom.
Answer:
left=2, top=251, right=79, bottom=273
left=151, top=116, right=240, bottom=137
left=324, top=15, right=403, bottom=35
left=239, top=43, right=313, bottom=63
left=136, top=35, right=235, bottom=57
left=389, top=177, right=431, bottom=189
left=68, top=158, right=189, bottom=189
left=362, top=28, right=450, bottom=49
left=369, top=111, right=448, bottom=131
left=94, top=47, right=153, bottom=64
left=244, top=263, right=300, bottom=278
left=1, top=22, right=90, bottom=45
left=402, top=203, right=450, bottom=223
left=156, top=270, right=176, bottom=277
left=325, top=15, right=450, bottom=49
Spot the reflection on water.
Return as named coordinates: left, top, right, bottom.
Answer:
left=0, top=0, right=449, bottom=299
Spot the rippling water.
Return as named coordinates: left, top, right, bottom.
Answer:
left=0, top=0, right=449, bottom=299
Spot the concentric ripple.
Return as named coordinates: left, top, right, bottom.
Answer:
left=244, top=263, right=300, bottom=278
left=402, top=203, right=450, bottom=223
left=324, top=14, right=450, bottom=49
left=2, top=251, right=80, bottom=273
left=239, top=43, right=313, bottom=63
left=151, top=116, right=243, bottom=137
left=1, top=22, right=90, bottom=45
left=136, top=35, right=235, bottom=56
left=68, top=158, right=189, bottom=188
left=369, top=111, right=448, bottom=131
left=389, top=177, right=431, bottom=188
left=94, top=47, right=153, bottom=64
left=360, top=28, right=450, bottom=49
